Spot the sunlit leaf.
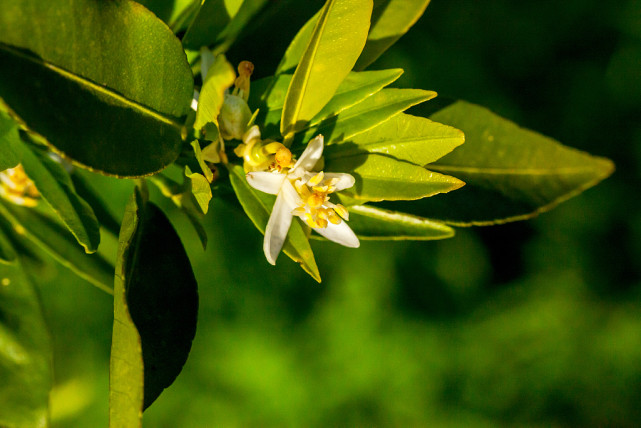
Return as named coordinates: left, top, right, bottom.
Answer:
left=296, top=88, right=436, bottom=145
left=0, top=0, right=193, bottom=177
left=0, top=243, right=51, bottom=428
left=346, top=204, right=454, bottom=240
left=355, top=0, right=432, bottom=70
left=228, top=164, right=321, bottom=282
left=0, top=111, right=20, bottom=171
left=255, top=69, right=403, bottom=137
left=185, top=166, right=212, bottom=214
left=324, top=112, right=464, bottom=166
left=381, top=101, right=615, bottom=225
left=191, top=140, right=214, bottom=182
left=194, top=54, right=236, bottom=133
left=326, top=153, right=464, bottom=202
left=110, top=185, right=199, bottom=425
left=18, top=141, right=100, bottom=253
left=0, top=199, right=114, bottom=293
left=281, top=0, right=373, bottom=138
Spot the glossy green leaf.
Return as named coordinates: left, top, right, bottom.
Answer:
left=256, top=69, right=403, bottom=137
left=0, top=112, right=20, bottom=171
left=228, top=165, right=321, bottom=282
left=346, top=204, right=454, bottom=240
left=280, top=0, right=373, bottom=138
left=0, top=199, right=114, bottom=293
left=296, top=88, right=436, bottom=145
left=324, top=112, right=464, bottom=166
left=0, top=0, right=193, bottom=177
left=18, top=142, right=100, bottom=253
left=0, top=222, right=16, bottom=264
left=183, top=0, right=268, bottom=52
left=382, top=101, right=615, bottom=225
left=0, top=251, right=52, bottom=428
left=355, top=0, right=431, bottom=70
left=185, top=166, right=212, bottom=214
left=136, top=0, right=196, bottom=26
left=326, top=153, right=464, bottom=201
left=194, top=54, right=236, bottom=133
left=71, top=172, right=122, bottom=237
left=110, top=186, right=199, bottom=425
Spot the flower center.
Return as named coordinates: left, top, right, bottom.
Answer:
left=292, top=173, right=348, bottom=229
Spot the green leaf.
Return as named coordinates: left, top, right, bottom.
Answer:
left=0, top=221, right=16, bottom=264
left=194, top=54, right=236, bottom=133
left=256, top=69, right=403, bottom=137
left=228, top=164, right=321, bottom=282
left=0, top=0, right=193, bottom=177
left=70, top=172, right=122, bottom=237
left=383, top=101, right=615, bottom=225
left=185, top=166, right=213, bottom=214
left=324, top=112, right=464, bottom=166
left=0, top=251, right=52, bottom=428
left=136, top=0, right=196, bottom=25
left=296, top=88, right=436, bottom=145
left=182, top=0, right=243, bottom=49
left=0, top=111, right=20, bottom=171
left=326, top=153, right=464, bottom=202
left=110, top=186, right=198, bottom=425
left=18, top=142, right=100, bottom=253
left=0, top=199, right=114, bottom=293
left=280, top=0, right=373, bottom=138
left=355, top=0, right=431, bottom=70
left=346, top=204, right=454, bottom=240
left=183, top=0, right=268, bottom=52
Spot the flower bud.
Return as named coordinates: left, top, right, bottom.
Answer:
left=218, top=94, right=252, bottom=141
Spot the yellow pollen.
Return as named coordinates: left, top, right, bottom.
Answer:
left=305, top=213, right=317, bottom=228
left=316, top=217, right=328, bottom=228
left=328, top=210, right=342, bottom=225
left=292, top=206, right=306, bottom=216
left=307, top=192, right=325, bottom=209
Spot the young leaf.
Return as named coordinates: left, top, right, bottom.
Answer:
left=326, top=153, right=464, bottom=202
left=110, top=186, right=199, bottom=425
left=280, top=0, right=373, bottom=138
left=193, top=54, right=236, bottom=133
left=324, top=113, right=464, bottom=166
left=296, top=88, right=436, bottom=145
left=18, top=142, right=100, bottom=253
left=355, top=0, right=432, bottom=70
left=191, top=140, right=215, bottom=182
left=256, top=69, right=403, bottom=136
left=228, top=165, right=321, bottom=282
left=0, top=200, right=114, bottom=293
left=0, top=245, right=52, bottom=428
left=382, top=101, right=615, bottom=225
left=0, top=0, right=193, bottom=177
left=0, top=111, right=20, bottom=171
left=185, top=166, right=213, bottom=214
left=347, top=204, right=454, bottom=240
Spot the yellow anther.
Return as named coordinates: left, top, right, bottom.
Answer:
left=275, top=147, right=293, bottom=169
left=305, top=213, right=317, bottom=228
left=315, top=217, right=328, bottom=228
left=327, top=210, right=342, bottom=225
left=307, top=192, right=325, bottom=209
left=234, top=61, right=254, bottom=100
left=262, top=142, right=284, bottom=155
left=292, top=207, right=306, bottom=216
left=308, top=171, right=324, bottom=186
left=334, top=204, right=349, bottom=220
left=233, top=143, right=246, bottom=158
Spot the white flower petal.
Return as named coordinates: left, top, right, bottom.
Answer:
left=293, top=134, right=324, bottom=172
left=280, top=178, right=303, bottom=207
left=313, top=221, right=360, bottom=248
left=323, top=173, right=355, bottom=192
left=264, top=191, right=293, bottom=265
left=246, top=171, right=285, bottom=195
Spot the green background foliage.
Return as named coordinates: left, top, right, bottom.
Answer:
left=22, top=0, right=640, bottom=426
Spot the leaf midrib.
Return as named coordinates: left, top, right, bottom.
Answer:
left=429, top=164, right=610, bottom=176
left=1, top=43, right=181, bottom=129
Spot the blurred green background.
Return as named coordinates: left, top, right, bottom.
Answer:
left=38, top=0, right=641, bottom=426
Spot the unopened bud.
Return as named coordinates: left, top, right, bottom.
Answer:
left=218, top=94, right=252, bottom=140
